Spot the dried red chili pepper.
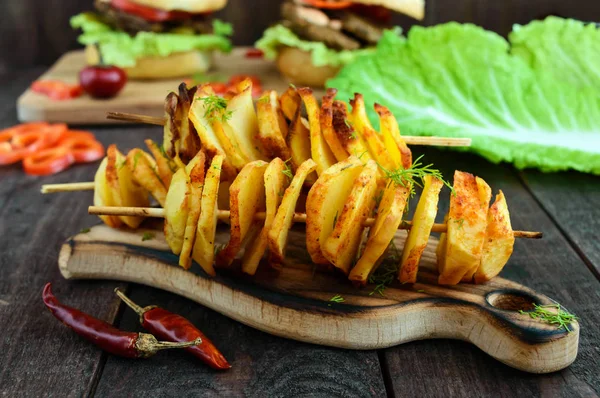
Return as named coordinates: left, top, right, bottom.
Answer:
left=115, top=288, right=231, bottom=369
left=43, top=283, right=201, bottom=358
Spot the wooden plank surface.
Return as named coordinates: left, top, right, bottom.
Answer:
left=17, top=48, right=315, bottom=125
left=379, top=148, right=600, bottom=397
left=519, top=171, right=600, bottom=279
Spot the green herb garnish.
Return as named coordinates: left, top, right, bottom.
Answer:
left=133, top=151, right=142, bottom=170
left=329, top=294, right=345, bottom=303
left=142, top=232, right=154, bottom=242
left=332, top=211, right=339, bottom=229
left=200, top=95, right=232, bottom=123
left=80, top=228, right=90, bottom=234
left=378, top=154, right=453, bottom=199
left=282, top=159, right=294, bottom=179
left=368, top=242, right=401, bottom=296
left=520, top=303, right=578, bottom=332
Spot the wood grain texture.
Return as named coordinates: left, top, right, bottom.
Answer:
left=0, top=71, right=133, bottom=397
left=94, top=286, right=387, bottom=397
left=59, top=221, right=578, bottom=373
left=16, top=49, right=325, bottom=124
left=379, top=148, right=600, bottom=397
left=519, top=170, right=600, bottom=280
left=2, top=0, right=599, bottom=72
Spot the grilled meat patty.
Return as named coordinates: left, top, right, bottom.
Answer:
left=281, top=1, right=385, bottom=50
left=95, top=0, right=213, bottom=35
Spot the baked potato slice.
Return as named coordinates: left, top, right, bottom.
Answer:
left=242, top=158, right=289, bottom=275
left=438, top=171, right=490, bottom=285
left=192, top=155, right=223, bottom=276
left=145, top=139, right=177, bottom=188
left=332, top=100, right=373, bottom=163
left=93, top=157, right=122, bottom=228
left=279, top=86, right=301, bottom=121
left=179, top=151, right=206, bottom=270
left=105, top=144, right=149, bottom=229
left=256, top=90, right=292, bottom=160
left=126, top=148, right=167, bottom=207
left=474, top=190, right=514, bottom=283
left=349, top=181, right=410, bottom=285
left=351, top=94, right=396, bottom=170
left=306, top=156, right=364, bottom=265
left=398, top=176, right=444, bottom=284
left=189, top=86, right=236, bottom=179
left=374, top=103, right=412, bottom=170
left=321, top=88, right=349, bottom=162
left=323, top=160, right=379, bottom=274
left=287, top=107, right=312, bottom=174
left=268, top=159, right=318, bottom=267
left=164, top=167, right=190, bottom=256
left=225, top=78, right=266, bottom=161
left=216, top=160, right=268, bottom=267
left=298, top=88, right=337, bottom=175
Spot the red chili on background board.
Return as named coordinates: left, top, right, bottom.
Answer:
left=115, top=289, right=231, bottom=369
left=42, top=283, right=201, bottom=358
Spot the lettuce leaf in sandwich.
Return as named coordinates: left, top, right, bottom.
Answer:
left=71, top=13, right=233, bottom=68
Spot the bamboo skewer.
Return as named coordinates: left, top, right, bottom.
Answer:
left=88, top=206, right=542, bottom=239
left=41, top=182, right=96, bottom=193
left=106, top=112, right=473, bottom=148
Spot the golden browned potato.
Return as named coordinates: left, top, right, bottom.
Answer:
left=438, top=171, right=491, bottom=285
left=164, top=168, right=190, bottom=255
left=189, top=86, right=236, bottom=179
left=105, top=144, right=149, bottom=229
left=474, top=190, right=514, bottom=283
left=320, top=88, right=349, bottom=162
left=297, top=88, right=337, bottom=175
left=306, top=156, right=364, bottom=265
left=323, top=160, right=378, bottom=274
left=192, top=155, right=223, bottom=276
left=349, top=181, right=410, bottom=285
left=374, top=103, right=412, bottom=170
left=225, top=78, right=267, bottom=162
left=398, top=176, right=443, bottom=284
left=331, top=100, right=373, bottom=163
left=242, top=158, right=289, bottom=275
left=268, top=159, right=318, bottom=266
left=217, top=160, right=268, bottom=267
left=279, top=86, right=301, bottom=121
left=287, top=107, right=312, bottom=175
left=256, top=90, right=292, bottom=160
left=145, top=139, right=177, bottom=188
left=179, top=151, right=206, bottom=270
left=93, top=157, right=122, bottom=228
left=351, top=94, right=396, bottom=171
left=126, top=148, right=167, bottom=207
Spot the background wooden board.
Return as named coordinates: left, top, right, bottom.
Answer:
left=1, top=0, right=599, bottom=73
left=16, top=48, right=313, bottom=125
left=1, top=71, right=600, bottom=397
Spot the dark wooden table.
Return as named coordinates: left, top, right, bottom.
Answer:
left=1, top=69, right=599, bottom=398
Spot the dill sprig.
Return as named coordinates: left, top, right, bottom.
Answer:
left=378, top=154, right=453, bottom=199
left=200, top=95, right=232, bottom=123
left=332, top=211, right=339, bottom=229
left=282, top=158, right=294, bottom=179
left=142, top=232, right=154, bottom=242
left=368, top=242, right=401, bottom=296
left=329, top=294, right=345, bottom=303
left=520, top=303, right=578, bottom=332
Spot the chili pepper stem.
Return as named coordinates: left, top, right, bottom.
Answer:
left=114, top=288, right=156, bottom=323
left=136, top=334, right=202, bottom=358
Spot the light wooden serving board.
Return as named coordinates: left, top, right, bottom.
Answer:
left=59, top=223, right=579, bottom=374
left=18, top=48, right=313, bottom=125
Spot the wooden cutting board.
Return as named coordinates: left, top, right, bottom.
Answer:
left=58, top=223, right=579, bottom=374
left=17, top=48, right=307, bottom=125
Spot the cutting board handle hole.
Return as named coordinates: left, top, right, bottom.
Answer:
left=486, top=290, right=537, bottom=312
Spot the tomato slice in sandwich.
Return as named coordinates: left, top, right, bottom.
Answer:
left=111, top=0, right=198, bottom=22
left=302, top=0, right=353, bottom=9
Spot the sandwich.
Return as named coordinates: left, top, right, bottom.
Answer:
left=255, top=0, right=425, bottom=87
left=71, top=0, right=233, bottom=79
